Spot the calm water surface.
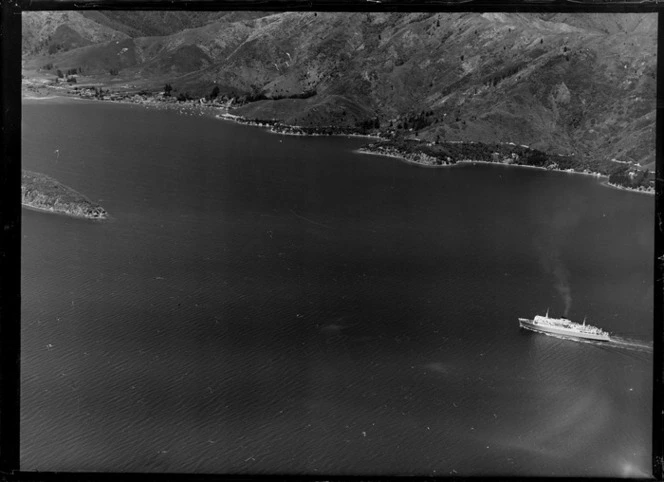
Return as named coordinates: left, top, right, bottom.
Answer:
left=21, top=99, right=653, bottom=476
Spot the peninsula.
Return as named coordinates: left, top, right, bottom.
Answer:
left=357, top=139, right=655, bottom=193
left=358, top=138, right=600, bottom=172
left=22, top=170, right=108, bottom=220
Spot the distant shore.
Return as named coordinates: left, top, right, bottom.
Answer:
left=604, top=181, right=655, bottom=195
left=358, top=147, right=604, bottom=176
left=22, top=81, right=653, bottom=195
left=22, top=95, right=60, bottom=100
left=216, top=113, right=383, bottom=139
left=357, top=141, right=603, bottom=174
left=22, top=170, right=108, bottom=220
left=357, top=141, right=656, bottom=194
left=22, top=81, right=227, bottom=115
left=23, top=80, right=384, bottom=138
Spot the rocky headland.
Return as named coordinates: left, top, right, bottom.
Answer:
left=22, top=170, right=108, bottom=220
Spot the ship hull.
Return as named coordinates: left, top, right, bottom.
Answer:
left=518, top=318, right=610, bottom=342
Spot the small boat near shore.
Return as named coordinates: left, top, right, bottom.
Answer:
left=518, top=310, right=610, bottom=342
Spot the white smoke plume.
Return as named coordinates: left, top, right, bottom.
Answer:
left=552, top=258, right=572, bottom=317
left=540, top=246, right=573, bottom=317
left=536, top=194, right=586, bottom=318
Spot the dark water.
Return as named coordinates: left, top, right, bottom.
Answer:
left=21, top=98, right=653, bottom=476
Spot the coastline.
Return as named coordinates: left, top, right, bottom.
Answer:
left=353, top=144, right=660, bottom=195
left=604, top=181, right=655, bottom=195
left=454, top=159, right=608, bottom=180
left=21, top=201, right=109, bottom=220
left=22, top=85, right=228, bottom=116
left=22, top=86, right=382, bottom=139
left=23, top=86, right=653, bottom=196
left=21, top=170, right=108, bottom=220
left=216, top=113, right=383, bottom=139
left=355, top=148, right=449, bottom=169
left=22, top=95, right=60, bottom=101
left=358, top=146, right=608, bottom=177
left=360, top=144, right=654, bottom=195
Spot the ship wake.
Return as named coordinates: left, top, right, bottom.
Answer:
left=522, top=328, right=652, bottom=354
left=606, top=336, right=653, bottom=354
left=526, top=330, right=607, bottom=345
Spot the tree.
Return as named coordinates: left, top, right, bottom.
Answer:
left=56, top=69, right=64, bottom=79
left=523, top=149, right=548, bottom=167
left=210, top=85, right=220, bottom=99
left=164, top=84, right=173, bottom=97
left=608, top=166, right=630, bottom=186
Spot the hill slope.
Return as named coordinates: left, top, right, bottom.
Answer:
left=22, top=11, right=656, bottom=167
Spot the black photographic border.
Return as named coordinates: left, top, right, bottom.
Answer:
left=2, top=1, right=662, bottom=479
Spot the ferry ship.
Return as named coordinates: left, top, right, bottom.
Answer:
left=518, top=310, right=610, bottom=342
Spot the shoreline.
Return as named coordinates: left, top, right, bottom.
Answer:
left=23, top=88, right=653, bottom=196
left=22, top=169, right=108, bottom=220
left=360, top=145, right=653, bottom=195
left=604, top=181, right=655, bottom=195
left=23, top=86, right=229, bottom=114
left=22, top=95, right=60, bottom=100
left=456, top=159, right=608, bottom=180
left=21, top=201, right=109, bottom=220
left=353, top=146, right=661, bottom=194
left=216, top=113, right=383, bottom=139
left=355, top=148, right=448, bottom=168
left=357, top=147, right=607, bottom=177
left=22, top=85, right=379, bottom=140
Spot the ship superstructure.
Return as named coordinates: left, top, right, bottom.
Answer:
left=518, top=310, right=610, bottom=342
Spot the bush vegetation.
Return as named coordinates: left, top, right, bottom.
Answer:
left=362, top=138, right=613, bottom=174
left=21, top=170, right=107, bottom=219
left=608, top=166, right=654, bottom=190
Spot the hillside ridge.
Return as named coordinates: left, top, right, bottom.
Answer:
left=22, top=11, right=656, bottom=170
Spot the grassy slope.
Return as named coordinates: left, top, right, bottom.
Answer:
left=79, top=11, right=270, bottom=38
left=22, top=11, right=129, bottom=56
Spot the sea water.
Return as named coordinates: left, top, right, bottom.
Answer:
left=21, top=98, right=653, bottom=476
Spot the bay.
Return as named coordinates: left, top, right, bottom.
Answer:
left=21, top=98, right=653, bottom=476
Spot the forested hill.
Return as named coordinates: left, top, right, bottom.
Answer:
left=22, top=12, right=656, bottom=169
